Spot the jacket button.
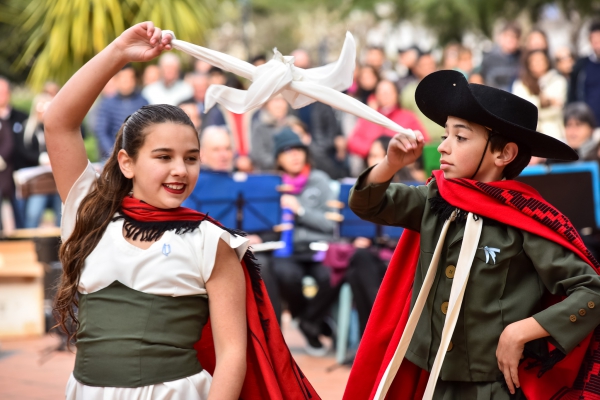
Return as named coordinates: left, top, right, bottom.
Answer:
left=441, top=302, right=449, bottom=314
left=570, top=315, right=577, bottom=322
left=588, top=301, right=595, bottom=309
left=445, top=265, right=456, bottom=279
left=579, top=309, right=587, bottom=316
left=447, top=341, right=454, bottom=352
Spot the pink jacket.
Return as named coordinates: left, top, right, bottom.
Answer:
left=347, top=106, right=428, bottom=158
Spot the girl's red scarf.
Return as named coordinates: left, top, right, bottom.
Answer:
left=343, top=171, right=600, bottom=400
left=120, top=196, right=320, bottom=400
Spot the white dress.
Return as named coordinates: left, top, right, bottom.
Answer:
left=62, top=161, right=249, bottom=400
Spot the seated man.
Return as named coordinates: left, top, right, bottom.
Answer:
left=199, top=125, right=282, bottom=321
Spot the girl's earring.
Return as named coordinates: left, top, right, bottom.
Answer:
left=128, top=190, right=133, bottom=197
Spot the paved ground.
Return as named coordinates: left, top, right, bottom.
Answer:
left=0, top=312, right=351, bottom=399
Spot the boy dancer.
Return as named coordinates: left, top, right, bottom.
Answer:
left=344, top=70, right=600, bottom=399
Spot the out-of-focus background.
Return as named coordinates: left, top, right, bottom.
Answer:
left=1, top=1, right=600, bottom=399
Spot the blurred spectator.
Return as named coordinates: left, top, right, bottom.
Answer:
left=208, top=67, right=227, bottom=86
left=400, top=53, right=444, bottom=141
left=524, top=28, right=549, bottom=53
left=554, top=46, right=576, bottom=79
left=43, top=81, right=60, bottom=97
left=95, top=65, right=149, bottom=159
left=142, top=65, right=160, bottom=87
left=480, top=22, right=522, bottom=91
left=0, top=76, right=27, bottom=229
left=469, top=73, right=485, bottom=85
left=250, top=95, right=291, bottom=171
left=202, top=72, right=255, bottom=172
left=346, top=136, right=409, bottom=336
left=348, top=80, right=427, bottom=161
left=182, top=73, right=209, bottom=115
left=456, top=46, right=475, bottom=78
left=192, top=74, right=210, bottom=108
left=287, top=116, right=312, bottom=146
left=563, top=102, right=599, bottom=160
left=365, top=45, right=397, bottom=81
left=395, top=46, right=421, bottom=88
left=354, top=65, right=380, bottom=105
left=101, top=75, right=119, bottom=98
left=272, top=128, right=336, bottom=355
left=199, top=125, right=234, bottom=172
left=251, top=54, right=267, bottom=67
left=196, top=125, right=283, bottom=322
left=17, top=93, right=61, bottom=228
left=194, top=59, right=212, bottom=75
left=512, top=50, right=567, bottom=140
left=178, top=100, right=202, bottom=132
left=142, top=53, right=193, bottom=105
left=441, top=43, right=461, bottom=70
left=568, top=21, right=600, bottom=124
left=290, top=49, right=348, bottom=179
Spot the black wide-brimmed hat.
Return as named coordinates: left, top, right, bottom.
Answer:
left=415, top=70, right=578, bottom=160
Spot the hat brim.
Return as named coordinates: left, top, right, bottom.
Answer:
left=415, top=70, right=578, bottom=161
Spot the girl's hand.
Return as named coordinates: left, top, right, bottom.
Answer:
left=113, top=21, right=172, bottom=63
left=385, top=130, right=425, bottom=171
left=496, top=323, right=524, bottom=395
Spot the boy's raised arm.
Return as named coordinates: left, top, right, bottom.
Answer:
left=44, top=22, right=172, bottom=202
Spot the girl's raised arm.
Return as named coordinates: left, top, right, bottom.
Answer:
left=44, top=21, right=172, bottom=202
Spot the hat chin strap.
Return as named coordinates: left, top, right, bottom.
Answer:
left=470, top=133, right=493, bottom=180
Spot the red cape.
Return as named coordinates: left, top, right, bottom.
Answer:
left=343, top=171, right=600, bottom=400
left=121, top=197, right=320, bottom=400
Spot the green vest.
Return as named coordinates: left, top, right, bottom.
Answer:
left=74, top=280, right=209, bottom=387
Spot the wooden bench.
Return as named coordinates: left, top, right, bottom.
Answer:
left=0, top=240, right=45, bottom=339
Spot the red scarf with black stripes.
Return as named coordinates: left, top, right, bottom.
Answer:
left=343, top=171, right=600, bottom=400
left=120, top=196, right=320, bottom=400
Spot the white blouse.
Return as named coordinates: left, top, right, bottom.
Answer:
left=62, top=161, right=249, bottom=400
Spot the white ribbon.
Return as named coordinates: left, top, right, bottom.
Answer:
left=162, top=30, right=417, bottom=138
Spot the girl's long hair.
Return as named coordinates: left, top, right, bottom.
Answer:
left=53, top=104, right=196, bottom=346
left=519, top=49, right=550, bottom=96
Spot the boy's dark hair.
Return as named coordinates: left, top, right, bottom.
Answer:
left=564, top=102, right=598, bottom=128
left=590, top=20, right=600, bottom=34
left=488, top=131, right=532, bottom=179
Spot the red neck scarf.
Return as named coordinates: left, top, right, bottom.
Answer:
left=344, top=171, right=600, bottom=400
left=120, top=196, right=320, bottom=400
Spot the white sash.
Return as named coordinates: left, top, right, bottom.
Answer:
left=374, top=211, right=483, bottom=400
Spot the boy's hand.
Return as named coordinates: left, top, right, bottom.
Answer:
left=496, top=318, right=550, bottom=395
left=113, top=21, right=172, bottom=63
left=496, top=323, right=524, bottom=395
left=385, top=130, right=425, bottom=171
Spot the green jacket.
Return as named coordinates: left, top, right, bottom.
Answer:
left=349, top=167, right=600, bottom=382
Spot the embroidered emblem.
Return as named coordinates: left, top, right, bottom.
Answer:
left=479, top=246, right=500, bottom=264
left=162, top=243, right=171, bottom=256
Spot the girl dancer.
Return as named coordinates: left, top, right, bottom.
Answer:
left=46, top=21, right=318, bottom=400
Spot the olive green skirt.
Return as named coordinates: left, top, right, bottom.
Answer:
left=432, top=380, right=526, bottom=400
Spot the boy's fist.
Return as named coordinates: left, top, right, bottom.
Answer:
left=385, top=130, right=425, bottom=171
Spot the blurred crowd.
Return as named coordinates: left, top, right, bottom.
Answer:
left=1, top=20, right=600, bottom=356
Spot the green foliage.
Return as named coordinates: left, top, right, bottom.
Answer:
left=383, top=0, right=600, bottom=44
left=0, top=0, right=218, bottom=89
